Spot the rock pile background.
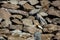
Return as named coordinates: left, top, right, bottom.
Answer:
left=0, top=0, right=60, bottom=40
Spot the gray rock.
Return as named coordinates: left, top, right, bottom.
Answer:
left=0, top=37, right=6, bottom=40
left=37, top=14, right=47, bottom=26
left=27, top=0, right=39, bottom=5
left=38, top=12, right=48, bottom=16
left=29, top=9, right=40, bottom=15
left=34, top=32, right=41, bottom=40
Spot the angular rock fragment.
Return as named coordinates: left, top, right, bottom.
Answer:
left=33, top=20, right=40, bottom=25
left=26, top=37, right=34, bottom=40
left=27, top=0, right=39, bottom=5
left=23, top=25, right=37, bottom=34
left=18, top=1, right=27, bottom=5
left=22, top=19, right=33, bottom=26
left=37, top=14, right=47, bottom=26
left=47, top=7, right=60, bottom=17
left=10, top=29, right=22, bottom=36
left=52, top=18, right=60, bottom=25
left=23, top=3, right=35, bottom=10
left=1, top=20, right=11, bottom=27
left=51, top=0, right=60, bottom=9
left=11, top=29, right=31, bottom=38
left=54, top=32, right=60, bottom=40
left=41, top=34, right=54, bottom=40
left=29, top=9, right=40, bottom=15
left=9, top=25, right=23, bottom=30
left=0, top=8, right=11, bottom=27
left=8, top=36, right=26, bottom=40
left=9, top=0, right=19, bottom=4
left=19, top=33, right=31, bottom=39
left=0, top=8, right=11, bottom=20
left=45, top=17, right=52, bottom=23
left=34, top=32, right=41, bottom=40
left=7, top=9, right=29, bottom=16
left=1, top=3, right=19, bottom=9
left=28, top=16, right=35, bottom=20
left=0, top=36, right=6, bottom=40
left=12, top=19, right=22, bottom=25
left=11, top=15, right=22, bottom=19
left=43, top=24, right=58, bottom=33
left=38, top=12, right=48, bottom=16
left=40, top=0, right=50, bottom=11
left=0, top=29, right=10, bottom=34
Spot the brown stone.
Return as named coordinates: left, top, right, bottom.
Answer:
left=54, top=32, right=60, bottom=40
left=7, top=9, right=29, bottom=17
left=52, top=18, right=60, bottom=25
left=23, top=25, right=37, bottom=34
left=33, top=20, right=40, bottom=25
left=47, top=7, right=60, bottom=17
left=23, top=3, right=35, bottom=10
left=28, top=16, right=35, bottom=20
left=51, top=0, right=60, bottom=10
left=22, top=19, right=33, bottom=26
left=11, top=15, right=22, bottom=19
left=12, top=19, right=22, bottom=25
left=0, top=8, right=11, bottom=27
left=8, top=36, right=26, bottom=40
left=1, top=3, right=19, bottom=9
left=28, top=0, right=39, bottom=5
left=41, top=34, right=54, bottom=40
left=9, top=25, right=23, bottom=30
left=43, top=24, right=58, bottom=33
left=0, top=29, right=10, bottom=34
left=40, top=0, right=50, bottom=11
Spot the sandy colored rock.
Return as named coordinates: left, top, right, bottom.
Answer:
left=41, top=34, right=54, bottom=40
left=19, top=33, right=31, bottom=39
left=23, top=25, right=37, bottom=34
left=23, top=3, right=35, bottom=10
left=38, top=12, right=48, bottom=16
left=1, top=3, right=19, bottom=9
left=47, top=7, right=60, bottom=17
left=11, top=15, right=22, bottom=19
left=0, top=8, right=11, bottom=27
left=45, top=17, right=52, bottom=23
left=0, top=29, right=10, bottom=34
left=7, top=9, right=29, bottom=17
left=9, top=25, right=23, bottom=30
left=28, top=16, right=35, bottom=20
left=40, top=0, right=50, bottom=11
left=0, top=8, right=11, bottom=19
left=22, top=19, right=33, bottom=26
left=43, top=24, right=58, bottom=33
left=52, top=18, right=60, bottom=24
left=12, top=19, right=22, bottom=25
left=18, top=1, right=27, bottom=5
left=9, top=0, right=19, bottom=4
left=54, top=32, right=60, bottom=40
left=33, top=20, right=40, bottom=25
left=28, top=0, right=39, bottom=5
left=8, top=36, right=26, bottom=40
left=26, top=37, right=34, bottom=40
left=29, top=9, right=40, bottom=15
left=51, top=0, right=60, bottom=9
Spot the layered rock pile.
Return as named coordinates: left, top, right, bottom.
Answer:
left=0, top=0, right=60, bottom=40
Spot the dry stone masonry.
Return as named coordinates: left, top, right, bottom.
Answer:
left=0, top=0, right=60, bottom=40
